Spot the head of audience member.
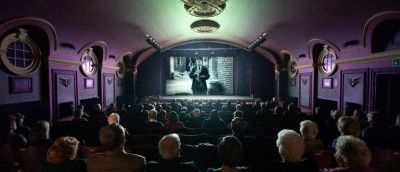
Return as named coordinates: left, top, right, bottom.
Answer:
left=233, top=110, right=243, bottom=118
left=158, top=133, right=181, bottom=160
left=218, top=136, right=243, bottom=169
left=156, top=104, right=162, bottom=112
left=231, top=117, right=245, bottom=136
left=47, top=136, right=80, bottom=164
left=334, top=136, right=371, bottom=169
left=337, top=116, right=361, bottom=137
left=148, top=109, right=158, bottom=121
left=15, top=113, right=25, bottom=127
left=66, top=102, right=75, bottom=116
left=94, top=104, right=102, bottom=112
left=330, top=110, right=342, bottom=120
left=353, top=109, right=363, bottom=118
left=29, top=120, right=50, bottom=144
left=168, top=112, right=179, bottom=123
left=209, top=110, right=220, bottom=121
left=366, top=111, right=385, bottom=126
left=74, top=108, right=85, bottom=119
left=192, top=109, right=201, bottom=118
left=221, top=105, right=228, bottom=111
left=276, top=129, right=305, bottom=163
left=77, top=105, right=84, bottom=111
left=0, top=115, right=17, bottom=135
left=300, top=120, right=319, bottom=140
left=261, top=103, right=268, bottom=111
left=395, top=113, right=400, bottom=127
left=166, top=106, right=172, bottom=113
left=99, top=124, right=126, bottom=151
left=274, top=106, right=284, bottom=115
left=235, top=104, right=242, bottom=111
left=314, top=106, right=322, bottom=116
left=109, top=103, right=117, bottom=112
left=107, top=113, right=120, bottom=125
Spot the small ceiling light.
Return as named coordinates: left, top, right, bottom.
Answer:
left=190, top=20, right=220, bottom=33
left=247, top=32, right=269, bottom=51
left=145, top=33, right=162, bottom=51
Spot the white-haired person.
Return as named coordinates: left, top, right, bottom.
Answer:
left=325, top=136, right=374, bottom=172
left=187, top=108, right=205, bottom=128
left=107, top=113, right=129, bottom=135
left=299, top=120, right=325, bottom=156
left=276, top=129, right=318, bottom=172
left=146, top=133, right=199, bottom=172
left=145, top=109, right=164, bottom=131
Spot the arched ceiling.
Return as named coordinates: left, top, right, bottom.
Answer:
left=1, top=0, right=399, bottom=58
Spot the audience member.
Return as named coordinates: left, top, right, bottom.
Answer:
left=332, top=116, right=361, bottom=149
left=145, top=109, right=164, bottom=131
left=165, top=112, right=185, bottom=132
left=87, top=124, right=146, bottom=172
left=361, top=111, right=391, bottom=149
left=207, top=136, right=250, bottom=172
left=202, top=110, right=226, bottom=131
left=326, top=136, right=374, bottom=172
left=146, top=133, right=199, bottom=172
left=186, top=109, right=204, bottom=128
left=299, top=120, right=325, bottom=156
left=276, top=129, right=318, bottom=172
left=14, top=113, right=31, bottom=139
left=0, top=115, right=27, bottom=148
left=39, top=136, right=86, bottom=172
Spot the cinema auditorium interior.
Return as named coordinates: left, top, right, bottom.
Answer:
left=1, top=0, right=400, bottom=172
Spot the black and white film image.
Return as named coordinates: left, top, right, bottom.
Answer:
left=166, top=56, right=234, bottom=95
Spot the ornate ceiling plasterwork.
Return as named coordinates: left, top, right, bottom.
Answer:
left=182, top=0, right=228, bottom=17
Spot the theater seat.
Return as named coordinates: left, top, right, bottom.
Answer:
left=371, top=149, right=400, bottom=171
left=310, top=149, right=336, bottom=170
left=0, top=144, right=18, bottom=172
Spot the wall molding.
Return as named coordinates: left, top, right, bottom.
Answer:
left=48, top=58, right=118, bottom=69
left=296, top=49, right=400, bottom=69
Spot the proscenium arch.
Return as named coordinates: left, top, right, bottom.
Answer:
left=363, top=11, right=400, bottom=53
left=134, top=39, right=279, bottom=70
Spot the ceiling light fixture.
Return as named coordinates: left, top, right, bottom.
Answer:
left=190, top=20, right=220, bottom=33
left=145, top=33, right=162, bottom=51
left=181, top=0, right=228, bottom=17
left=247, top=32, right=269, bottom=51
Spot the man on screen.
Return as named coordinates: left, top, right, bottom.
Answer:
left=189, top=58, right=210, bottom=95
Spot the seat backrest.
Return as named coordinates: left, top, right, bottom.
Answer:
left=371, top=149, right=400, bottom=171
left=311, top=149, right=336, bottom=170
left=0, top=144, right=18, bottom=172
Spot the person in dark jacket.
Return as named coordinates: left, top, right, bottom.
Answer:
left=207, top=136, right=250, bottom=172
left=147, top=133, right=199, bottom=172
left=189, top=58, right=210, bottom=95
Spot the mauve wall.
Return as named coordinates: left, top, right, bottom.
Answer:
left=0, top=17, right=124, bottom=122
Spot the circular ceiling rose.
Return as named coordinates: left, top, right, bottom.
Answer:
left=182, top=0, right=227, bottom=17
left=190, top=20, right=220, bottom=33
